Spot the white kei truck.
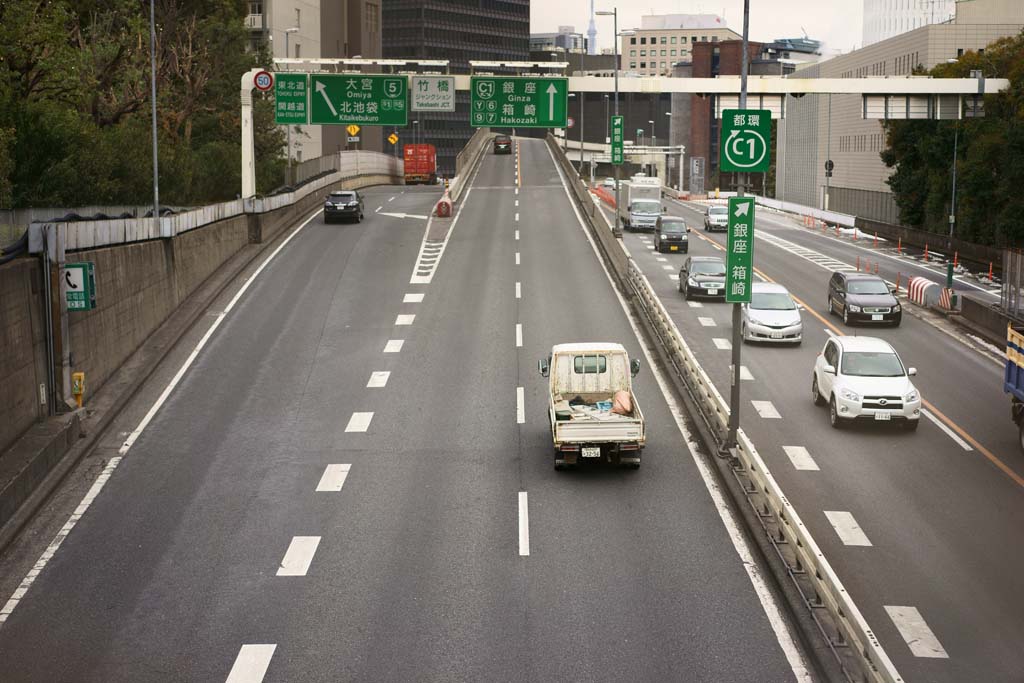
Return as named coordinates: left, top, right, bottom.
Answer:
left=617, top=175, right=664, bottom=232
left=538, top=343, right=645, bottom=470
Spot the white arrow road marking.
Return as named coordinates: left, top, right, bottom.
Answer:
left=315, top=80, right=337, bottom=117
left=379, top=212, right=428, bottom=220
left=546, top=82, right=557, bottom=119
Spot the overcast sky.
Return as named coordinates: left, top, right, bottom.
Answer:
left=531, top=1, right=865, bottom=57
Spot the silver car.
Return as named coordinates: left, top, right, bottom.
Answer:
left=741, top=282, right=803, bottom=345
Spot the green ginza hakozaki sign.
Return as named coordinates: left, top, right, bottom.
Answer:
left=470, top=77, right=567, bottom=128
left=309, top=74, right=408, bottom=126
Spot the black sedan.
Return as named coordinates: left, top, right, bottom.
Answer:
left=679, top=256, right=727, bottom=299
left=827, top=271, right=901, bottom=326
left=653, top=216, right=690, bottom=253
left=494, top=135, right=512, bottom=154
left=324, top=190, right=364, bottom=223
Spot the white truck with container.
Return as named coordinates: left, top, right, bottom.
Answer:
left=617, top=175, right=664, bottom=232
left=538, top=343, right=645, bottom=470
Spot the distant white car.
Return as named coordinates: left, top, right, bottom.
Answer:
left=601, top=177, right=616, bottom=190
left=704, top=204, right=728, bottom=231
left=741, top=283, right=802, bottom=344
left=811, top=336, right=921, bottom=430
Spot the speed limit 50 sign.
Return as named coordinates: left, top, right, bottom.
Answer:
left=254, top=70, right=274, bottom=91
left=719, top=109, right=771, bottom=173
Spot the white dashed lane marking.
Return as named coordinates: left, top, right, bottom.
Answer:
left=345, top=412, right=374, bottom=432
left=367, top=371, right=390, bottom=388
left=515, top=252, right=520, bottom=265
left=661, top=265, right=674, bottom=271
left=885, top=606, right=949, bottom=658
left=740, top=365, right=754, bottom=381
left=375, top=206, right=382, bottom=213
left=698, top=317, right=716, bottom=327
left=225, top=644, right=276, bottom=683
left=403, top=293, right=424, bottom=303
left=516, top=387, right=525, bottom=424
left=713, top=338, right=732, bottom=350
left=316, top=464, right=351, bottom=492
left=383, top=339, right=404, bottom=353
left=515, top=282, right=522, bottom=299
left=277, top=536, right=321, bottom=576
left=395, top=314, right=415, bottom=326
left=824, top=511, right=872, bottom=546
left=782, top=446, right=819, bottom=471
left=751, top=400, right=781, bottom=419
left=688, top=301, right=704, bottom=308
left=656, top=257, right=668, bottom=262
left=515, top=212, right=519, bottom=221
left=516, top=324, right=523, bottom=348
left=388, top=196, right=395, bottom=202
left=515, top=230, right=520, bottom=241
left=518, top=491, right=530, bottom=556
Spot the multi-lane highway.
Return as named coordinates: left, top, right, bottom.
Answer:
left=598, top=190, right=1024, bottom=681
left=0, top=144, right=812, bottom=681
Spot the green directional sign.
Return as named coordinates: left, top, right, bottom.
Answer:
left=610, top=115, right=624, bottom=165
left=64, top=262, right=97, bottom=311
left=470, top=77, right=567, bottom=128
left=725, top=197, right=755, bottom=303
left=720, top=109, right=771, bottom=173
left=275, top=73, right=309, bottom=125
left=309, top=74, right=408, bottom=126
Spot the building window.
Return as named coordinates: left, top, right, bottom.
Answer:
left=630, top=49, right=636, bottom=56
left=660, top=36, right=667, bottom=44
left=640, top=50, right=646, bottom=56
left=630, top=61, right=637, bottom=69
left=670, top=49, right=676, bottom=56
left=630, top=37, right=636, bottom=44
left=640, top=36, right=646, bottom=44
left=295, top=43, right=300, bottom=58
left=671, top=36, right=677, bottom=44
left=640, top=62, right=646, bottom=68
left=660, top=49, right=666, bottom=56
left=366, top=3, right=378, bottom=34
left=681, top=37, right=687, bottom=44
left=295, top=8, right=300, bottom=27
left=712, top=36, right=718, bottom=43
left=249, top=1, right=262, bottom=14
left=660, top=61, right=666, bottom=68
left=701, top=36, right=707, bottom=42
left=691, top=36, right=697, bottom=43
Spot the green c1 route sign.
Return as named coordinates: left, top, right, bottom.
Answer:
left=470, top=76, right=567, bottom=128
left=309, top=74, right=408, bottom=126
left=725, top=197, right=755, bottom=303
left=720, top=109, right=771, bottom=173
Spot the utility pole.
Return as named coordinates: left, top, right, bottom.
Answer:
left=824, top=93, right=832, bottom=210
left=948, top=122, right=958, bottom=251
left=580, top=92, right=586, bottom=175
left=724, top=0, right=750, bottom=451
left=148, top=0, right=159, bottom=230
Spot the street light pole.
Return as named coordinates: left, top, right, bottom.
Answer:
left=148, top=0, right=159, bottom=228
left=596, top=8, right=620, bottom=231
left=648, top=118, right=655, bottom=176
left=284, top=27, right=299, bottom=179
left=948, top=122, right=958, bottom=251
left=580, top=92, right=586, bottom=175
left=724, top=0, right=750, bottom=452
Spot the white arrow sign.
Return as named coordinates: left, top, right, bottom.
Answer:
left=315, top=81, right=338, bottom=117
left=546, top=83, right=557, bottom=119
left=734, top=200, right=752, bottom=218
left=379, top=212, right=429, bottom=220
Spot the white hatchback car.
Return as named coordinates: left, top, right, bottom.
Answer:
left=811, top=336, right=921, bottom=430
left=741, top=283, right=802, bottom=344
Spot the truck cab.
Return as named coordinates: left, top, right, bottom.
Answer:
left=618, top=176, right=664, bottom=232
left=538, top=343, right=645, bottom=470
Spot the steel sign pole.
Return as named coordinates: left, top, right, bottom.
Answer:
left=724, top=0, right=750, bottom=452
left=613, top=9, right=620, bottom=234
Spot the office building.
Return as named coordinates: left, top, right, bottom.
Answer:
left=531, top=26, right=587, bottom=53
left=622, top=14, right=740, bottom=77
left=778, top=0, right=1024, bottom=223
left=383, top=0, right=530, bottom=175
left=863, top=0, right=955, bottom=46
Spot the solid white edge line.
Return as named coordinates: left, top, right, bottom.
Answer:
left=516, top=323, right=523, bottom=348
left=1, top=204, right=330, bottom=629
left=922, top=408, right=973, bottom=451
left=276, top=536, right=321, bottom=576
left=225, top=643, right=277, bottom=683
left=516, top=386, right=525, bottom=424
left=545, top=141, right=811, bottom=680
left=518, top=491, right=530, bottom=556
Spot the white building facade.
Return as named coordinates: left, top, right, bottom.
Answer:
left=862, top=0, right=955, bottom=46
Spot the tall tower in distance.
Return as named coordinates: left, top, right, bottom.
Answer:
left=587, top=0, right=597, bottom=55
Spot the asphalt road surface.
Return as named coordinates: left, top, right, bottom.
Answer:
left=0, top=147, right=810, bottom=682
left=600, top=191, right=1024, bottom=683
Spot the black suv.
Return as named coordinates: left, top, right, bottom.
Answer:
left=494, top=135, right=512, bottom=154
left=653, top=216, right=689, bottom=253
left=827, top=271, right=901, bottom=326
left=324, top=190, right=364, bottom=223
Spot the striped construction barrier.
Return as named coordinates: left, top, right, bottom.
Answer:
left=939, top=287, right=958, bottom=311
left=907, top=276, right=940, bottom=307
left=591, top=186, right=616, bottom=208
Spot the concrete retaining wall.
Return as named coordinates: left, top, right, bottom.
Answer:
left=0, top=259, right=48, bottom=452
left=959, top=294, right=1013, bottom=343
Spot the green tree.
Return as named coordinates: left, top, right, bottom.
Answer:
left=881, top=31, right=1024, bottom=247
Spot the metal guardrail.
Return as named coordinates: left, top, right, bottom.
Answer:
left=546, top=133, right=902, bottom=683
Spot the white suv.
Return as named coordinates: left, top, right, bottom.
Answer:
left=811, top=336, right=921, bottom=430
left=704, top=204, right=728, bottom=231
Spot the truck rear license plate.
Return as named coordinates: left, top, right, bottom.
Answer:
left=871, top=314, right=883, bottom=321
left=582, top=447, right=601, bottom=458
left=670, top=246, right=678, bottom=251
left=874, top=412, right=891, bottom=421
